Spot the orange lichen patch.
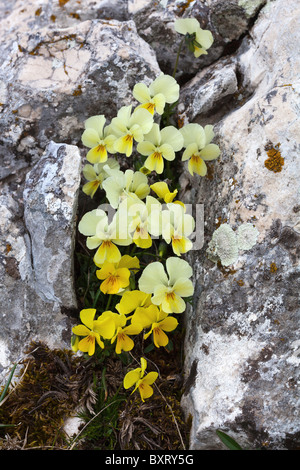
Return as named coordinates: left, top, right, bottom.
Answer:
left=59, top=0, right=70, bottom=6
left=264, top=143, right=284, bottom=173
left=215, top=216, right=227, bottom=228
left=177, top=115, right=185, bottom=129
left=270, top=262, right=278, bottom=273
left=176, top=0, right=195, bottom=15
left=235, top=279, right=244, bottom=286
left=35, top=7, right=42, bottom=16
left=69, top=12, right=81, bottom=19
left=72, top=84, right=82, bottom=96
left=50, top=14, right=57, bottom=22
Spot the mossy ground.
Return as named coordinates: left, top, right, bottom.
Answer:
left=0, top=327, right=190, bottom=450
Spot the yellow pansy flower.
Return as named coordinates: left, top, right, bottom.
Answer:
left=138, top=257, right=194, bottom=313
left=150, top=181, right=178, bottom=203
left=72, top=308, right=115, bottom=356
left=123, top=357, right=158, bottom=401
left=180, top=123, right=220, bottom=176
left=133, top=305, right=178, bottom=348
left=78, top=210, right=132, bottom=266
left=109, top=105, right=154, bottom=157
left=133, top=73, right=179, bottom=115
left=174, top=18, right=214, bottom=58
left=137, top=123, right=183, bottom=174
left=102, top=168, right=150, bottom=209
left=161, top=203, right=195, bottom=256
left=81, top=115, right=117, bottom=164
left=127, top=196, right=162, bottom=249
left=116, top=289, right=152, bottom=316
left=111, top=324, right=142, bottom=354
left=82, top=158, right=120, bottom=198
left=95, top=255, right=140, bottom=295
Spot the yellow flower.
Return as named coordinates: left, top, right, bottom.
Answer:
left=95, top=255, right=140, bottom=294
left=180, top=123, right=220, bottom=176
left=161, top=203, right=195, bottom=256
left=72, top=308, right=115, bottom=356
left=102, top=168, right=150, bottom=209
left=81, top=115, right=117, bottom=163
left=137, top=123, right=183, bottom=174
left=112, top=324, right=142, bottom=354
left=174, top=18, right=214, bottom=57
left=78, top=210, right=132, bottom=266
left=116, top=289, right=152, bottom=316
left=109, top=105, right=154, bottom=157
left=150, top=181, right=178, bottom=203
left=127, top=196, right=162, bottom=249
left=123, top=357, right=158, bottom=401
left=133, top=305, right=178, bottom=348
left=133, top=73, right=179, bottom=115
left=82, top=158, right=120, bottom=198
left=138, top=257, right=194, bottom=313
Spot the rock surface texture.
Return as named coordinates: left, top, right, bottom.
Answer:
left=0, top=142, right=81, bottom=377
left=180, top=0, right=300, bottom=450
left=0, top=0, right=299, bottom=451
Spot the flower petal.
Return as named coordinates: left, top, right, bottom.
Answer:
left=188, top=155, right=207, bottom=176
left=80, top=308, right=96, bottom=329
left=81, top=128, right=100, bottom=148
left=138, top=262, right=168, bottom=294
left=199, top=143, right=220, bottom=161
left=160, top=126, right=184, bottom=151
left=84, top=115, right=106, bottom=136
left=166, top=257, right=193, bottom=285
left=133, top=82, right=151, bottom=104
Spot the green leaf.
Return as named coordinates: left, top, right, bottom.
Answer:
left=0, top=363, right=17, bottom=405
left=216, top=430, right=243, bottom=450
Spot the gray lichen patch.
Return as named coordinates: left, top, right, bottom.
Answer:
left=207, top=222, right=259, bottom=267
left=237, top=223, right=259, bottom=250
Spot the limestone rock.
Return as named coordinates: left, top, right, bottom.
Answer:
left=0, top=142, right=81, bottom=383
left=132, top=0, right=266, bottom=80
left=0, top=9, right=160, bottom=154
left=180, top=0, right=300, bottom=450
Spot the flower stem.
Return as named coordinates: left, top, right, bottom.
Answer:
left=105, top=294, right=112, bottom=310
left=172, top=38, right=184, bottom=79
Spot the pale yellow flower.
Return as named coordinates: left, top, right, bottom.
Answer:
left=102, top=168, right=150, bottom=209
left=137, top=123, right=183, bottom=174
left=161, top=203, right=195, bottom=256
left=127, top=196, right=162, bottom=249
left=78, top=210, right=132, bottom=266
left=138, top=257, right=194, bottom=313
left=109, top=105, right=154, bottom=157
left=180, top=123, right=220, bottom=176
left=174, top=18, right=214, bottom=57
left=133, top=73, right=179, bottom=115
left=81, top=115, right=117, bottom=163
left=82, top=158, right=120, bottom=198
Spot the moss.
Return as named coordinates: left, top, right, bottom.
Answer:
left=0, top=342, right=96, bottom=449
left=264, top=143, right=284, bottom=173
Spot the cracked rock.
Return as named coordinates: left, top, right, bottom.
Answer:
left=0, top=142, right=81, bottom=382
left=180, top=0, right=300, bottom=450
